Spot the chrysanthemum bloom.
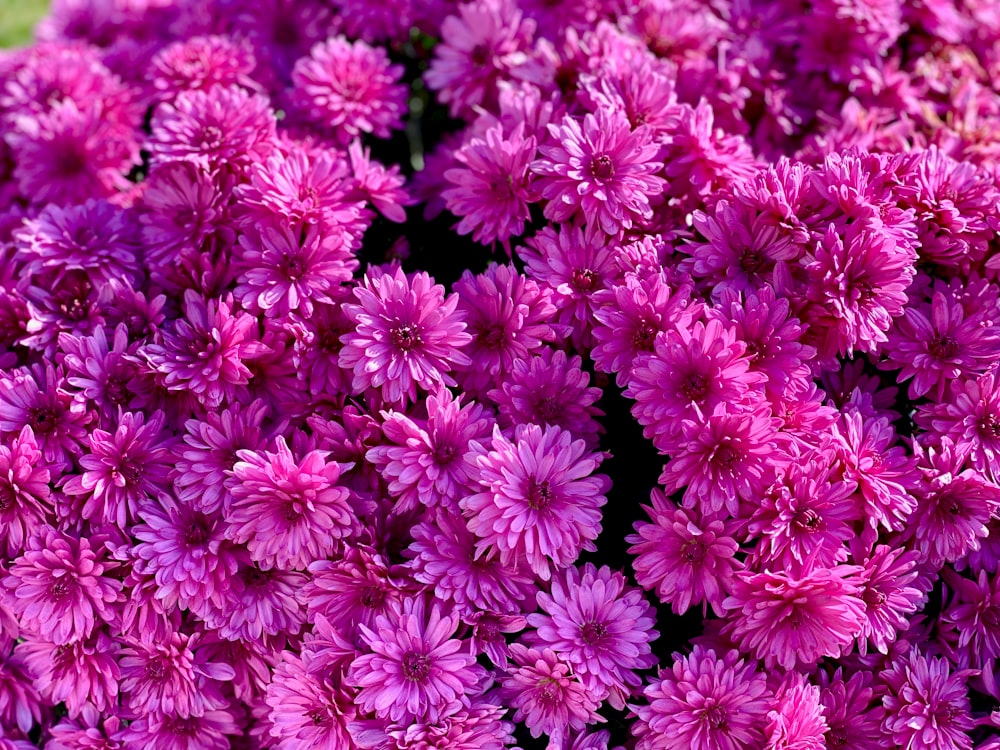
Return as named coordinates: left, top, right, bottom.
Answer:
left=119, top=630, right=234, bottom=718
left=367, top=388, right=493, bottom=514
left=628, top=492, right=741, bottom=617
left=462, top=423, right=610, bottom=581
left=489, top=348, right=604, bottom=446
left=60, top=323, right=140, bottom=424
left=353, top=701, right=514, bottom=750
left=526, top=562, right=657, bottom=707
left=20, top=269, right=103, bottom=359
left=631, top=646, right=770, bottom=750
left=803, top=221, right=916, bottom=360
left=519, top=224, right=618, bottom=351
left=116, top=708, right=241, bottom=750
left=626, top=319, right=764, bottom=451
left=466, top=611, right=528, bottom=670
left=723, top=564, right=865, bottom=669
left=818, top=669, right=886, bottom=750
left=235, top=219, right=357, bottom=318
left=172, top=399, right=267, bottom=515
left=0, top=363, right=89, bottom=472
left=347, top=139, right=413, bottom=223
left=334, top=0, right=414, bottom=43
left=880, top=649, right=975, bottom=750
left=532, top=108, right=664, bottom=235
left=501, top=644, right=603, bottom=747
left=764, top=674, right=829, bottom=750
left=290, top=35, right=407, bottom=143
left=13, top=200, right=140, bottom=286
left=0, top=646, right=41, bottom=736
left=147, top=35, right=258, bottom=102
left=45, top=715, right=122, bottom=750
left=148, top=85, right=276, bottom=174
left=906, top=439, right=1000, bottom=566
left=443, top=121, right=537, bottom=249
left=942, top=569, right=1000, bottom=671
left=3, top=526, right=122, bottom=645
left=133, top=500, right=240, bottom=615
left=923, top=367, right=1000, bottom=486
left=305, top=543, right=410, bottom=643
left=266, top=651, right=355, bottom=750
left=7, top=99, right=139, bottom=206
left=452, top=264, right=559, bottom=397
left=591, top=270, right=698, bottom=387
left=348, top=599, right=485, bottom=724
left=61, top=410, right=174, bottom=529
left=425, top=0, right=544, bottom=118
left=339, top=266, right=472, bottom=404
left=208, top=562, right=307, bottom=643
left=227, top=436, right=354, bottom=571
left=0, top=426, right=51, bottom=558
left=140, top=290, right=268, bottom=409
left=16, top=629, right=119, bottom=718
left=882, top=286, right=1000, bottom=401
left=659, top=403, right=780, bottom=517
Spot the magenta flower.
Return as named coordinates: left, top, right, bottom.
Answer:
left=628, top=491, right=741, bottom=617
left=924, top=366, right=1000, bottom=486
left=526, top=562, right=658, bottom=708
left=818, top=669, right=886, bottom=750
left=117, top=708, right=240, bottom=750
left=60, top=323, right=140, bottom=426
left=632, top=646, right=770, bottom=750
left=532, top=108, right=664, bottom=235
left=207, top=562, right=307, bottom=643
left=764, top=674, right=829, bottom=750
left=348, top=598, right=485, bottom=724
left=147, top=35, right=258, bottom=101
left=0, top=426, right=51, bottom=559
left=3, top=526, right=122, bottom=645
left=227, top=436, right=354, bottom=571
left=352, top=702, right=514, bottom=750
left=462, top=423, right=610, bottom=581
left=266, top=651, right=355, bottom=750
left=16, top=630, right=120, bottom=718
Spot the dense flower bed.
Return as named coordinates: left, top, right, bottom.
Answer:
left=1, top=0, right=1000, bottom=748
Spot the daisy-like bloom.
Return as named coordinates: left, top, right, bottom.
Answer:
left=591, top=270, right=698, bottom=387
left=0, top=363, right=89, bottom=472
left=723, top=564, right=865, bottom=670
left=526, top=562, right=658, bottom=708
left=462, top=423, right=610, bottom=581
left=348, top=598, right=485, bottom=724
left=803, top=220, right=917, bottom=360
left=906, top=438, right=1000, bottom=566
left=659, top=403, right=781, bottom=518
left=290, top=35, right=407, bottom=143
left=147, top=35, right=258, bottom=102
left=501, top=644, right=603, bottom=747
left=882, top=286, right=1000, bottom=401
left=3, top=526, right=122, bottom=645
left=452, top=264, right=558, bottom=397
left=631, top=646, right=770, bottom=750
left=61, top=410, right=174, bottom=529
left=116, top=708, right=241, bottom=750
left=287, top=298, right=356, bottom=397
left=15, top=629, right=119, bottom=718
left=227, top=436, right=355, bottom=571
left=140, top=290, right=268, bottom=409
left=834, top=410, right=920, bottom=538
left=0, top=426, right=51, bottom=559
left=234, top=219, right=357, bottom=318
left=133, top=500, right=240, bottom=616
left=532, top=108, right=664, bottom=235
left=408, top=510, right=536, bottom=616
left=355, top=700, right=515, bottom=750
left=208, top=561, right=307, bottom=643
left=367, top=388, right=494, bottom=514
left=628, top=491, right=742, bottom=617
left=818, top=669, right=886, bottom=750
left=425, top=0, right=544, bottom=118
left=942, top=569, right=1000, bottom=671
left=339, top=266, right=472, bottom=405
left=880, top=648, right=975, bottom=750
left=266, top=651, right=355, bottom=750
left=488, top=348, right=604, bottom=447
left=148, top=85, right=276, bottom=174
left=21, top=269, right=103, bottom=359
left=118, top=630, right=234, bottom=718
left=60, top=323, right=140, bottom=425
left=443, top=121, right=537, bottom=250
left=625, top=319, right=764, bottom=452
left=923, top=367, right=1000, bottom=485
left=764, top=674, right=829, bottom=750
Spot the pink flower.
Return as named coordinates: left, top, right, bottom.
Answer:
left=764, top=674, right=829, bottom=750
left=526, top=562, right=658, bottom=708
left=348, top=598, right=485, bottom=723
left=340, top=266, right=472, bottom=404
left=818, top=669, right=886, bottom=750
left=116, top=708, right=240, bottom=750
left=3, top=526, right=121, bottom=645
left=501, top=644, right=603, bottom=747
left=0, top=426, right=51, bottom=559
left=266, top=651, right=355, bottom=750
left=942, top=569, right=1000, bottom=672
left=147, top=35, right=258, bottom=102
left=207, top=562, right=307, bottom=643
left=923, top=366, right=1000, bottom=485
left=351, top=702, right=514, bottom=750
left=632, top=646, right=770, bottom=750
left=628, top=492, right=741, bottom=617
left=532, top=108, right=664, bottom=235
left=462, top=423, right=610, bottom=581
left=227, top=436, right=354, bottom=571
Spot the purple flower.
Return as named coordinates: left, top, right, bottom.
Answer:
left=147, top=35, right=258, bottom=102
left=266, top=651, right=355, bottom=750
left=0, top=426, right=51, bottom=559
left=764, top=674, right=829, bottom=750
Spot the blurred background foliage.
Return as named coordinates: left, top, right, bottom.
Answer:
left=0, top=0, right=48, bottom=47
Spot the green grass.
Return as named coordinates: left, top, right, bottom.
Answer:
left=0, top=0, right=49, bottom=48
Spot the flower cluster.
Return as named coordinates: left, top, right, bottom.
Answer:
left=1, top=1, right=1000, bottom=749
